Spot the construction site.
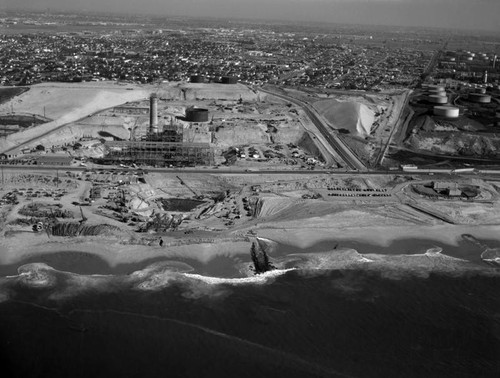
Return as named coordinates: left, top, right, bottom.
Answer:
left=97, top=94, right=214, bottom=167
left=0, top=82, right=499, bottom=271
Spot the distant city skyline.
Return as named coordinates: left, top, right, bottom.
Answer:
left=2, top=0, right=500, bottom=32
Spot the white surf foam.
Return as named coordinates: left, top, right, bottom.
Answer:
left=183, top=268, right=296, bottom=285
left=16, top=263, right=57, bottom=287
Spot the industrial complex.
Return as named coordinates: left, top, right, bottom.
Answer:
left=101, top=94, right=214, bottom=167
left=0, top=9, right=500, bottom=378
left=0, top=11, right=499, bottom=265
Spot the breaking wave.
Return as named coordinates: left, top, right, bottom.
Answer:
left=0, top=259, right=296, bottom=302
left=184, top=268, right=295, bottom=285
left=0, top=244, right=495, bottom=303
left=481, top=248, right=500, bottom=266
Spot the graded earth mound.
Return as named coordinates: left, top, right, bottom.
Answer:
left=178, top=83, right=258, bottom=102
left=313, top=99, right=375, bottom=136
left=0, top=82, right=151, bottom=153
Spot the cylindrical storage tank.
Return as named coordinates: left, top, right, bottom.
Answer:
left=427, top=88, right=446, bottom=95
left=221, top=76, right=238, bottom=84
left=427, top=85, right=445, bottom=90
left=448, top=57, right=456, bottom=62
left=190, top=75, right=205, bottom=83
left=185, top=108, right=209, bottom=122
left=466, top=56, right=473, bottom=61
left=427, top=94, right=448, bottom=104
left=433, top=106, right=459, bottom=118
left=427, top=84, right=445, bottom=91
left=468, top=93, right=491, bottom=103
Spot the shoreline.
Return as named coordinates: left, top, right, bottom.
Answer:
left=1, top=224, right=500, bottom=277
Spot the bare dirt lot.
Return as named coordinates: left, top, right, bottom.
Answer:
left=2, top=168, right=500, bottom=268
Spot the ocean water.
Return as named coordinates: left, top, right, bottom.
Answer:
left=0, top=242, right=499, bottom=378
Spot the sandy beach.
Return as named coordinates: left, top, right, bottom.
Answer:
left=2, top=222, right=499, bottom=277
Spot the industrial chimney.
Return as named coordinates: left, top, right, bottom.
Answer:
left=149, top=93, right=158, bottom=134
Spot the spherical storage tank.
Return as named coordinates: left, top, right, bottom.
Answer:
left=427, top=94, right=448, bottom=104
left=468, top=93, right=491, bottom=103
left=186, top=107, right=209, bottom=122
left=433, top=106, right=459, bottom=118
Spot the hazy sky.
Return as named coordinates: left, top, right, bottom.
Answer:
left=3, top=0, right=500, bottom=31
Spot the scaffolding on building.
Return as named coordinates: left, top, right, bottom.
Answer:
left=102, top=141, right=214, bottom=166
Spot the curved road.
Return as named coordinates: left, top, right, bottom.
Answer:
left=259, top=87, right=367, bottom=171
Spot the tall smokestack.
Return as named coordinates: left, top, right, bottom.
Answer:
left=493, top=55, right=497, bottom=69
left=149, top=93, right=158, bottom=134
left=484, top=70, right=488, bottom=84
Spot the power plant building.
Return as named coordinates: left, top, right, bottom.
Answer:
left=103, top=141, right=213, bottom=167
left=101, top=95, right=214, bottom=167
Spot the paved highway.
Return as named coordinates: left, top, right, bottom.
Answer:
left=376, top=89, right=412, bottom=166
left=0, top=164, right=360, bottom=175
left=3, top=163, right=499, bottom=176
